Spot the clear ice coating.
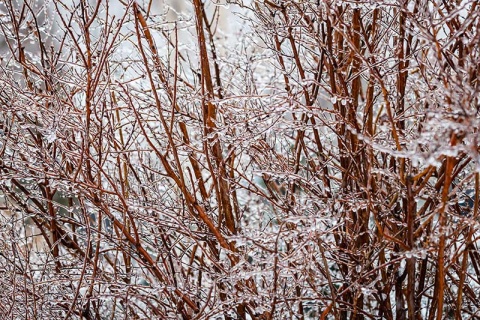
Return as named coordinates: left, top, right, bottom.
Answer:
left=1, top=0, right=480, bottom=319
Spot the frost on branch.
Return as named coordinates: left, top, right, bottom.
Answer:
left=1, top=0, right=480, bottom=319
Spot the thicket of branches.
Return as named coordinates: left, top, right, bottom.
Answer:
left=1, top=0, right=480, bottom=319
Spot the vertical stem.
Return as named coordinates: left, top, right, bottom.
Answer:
left=436, top=133, right=457, bottom=320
